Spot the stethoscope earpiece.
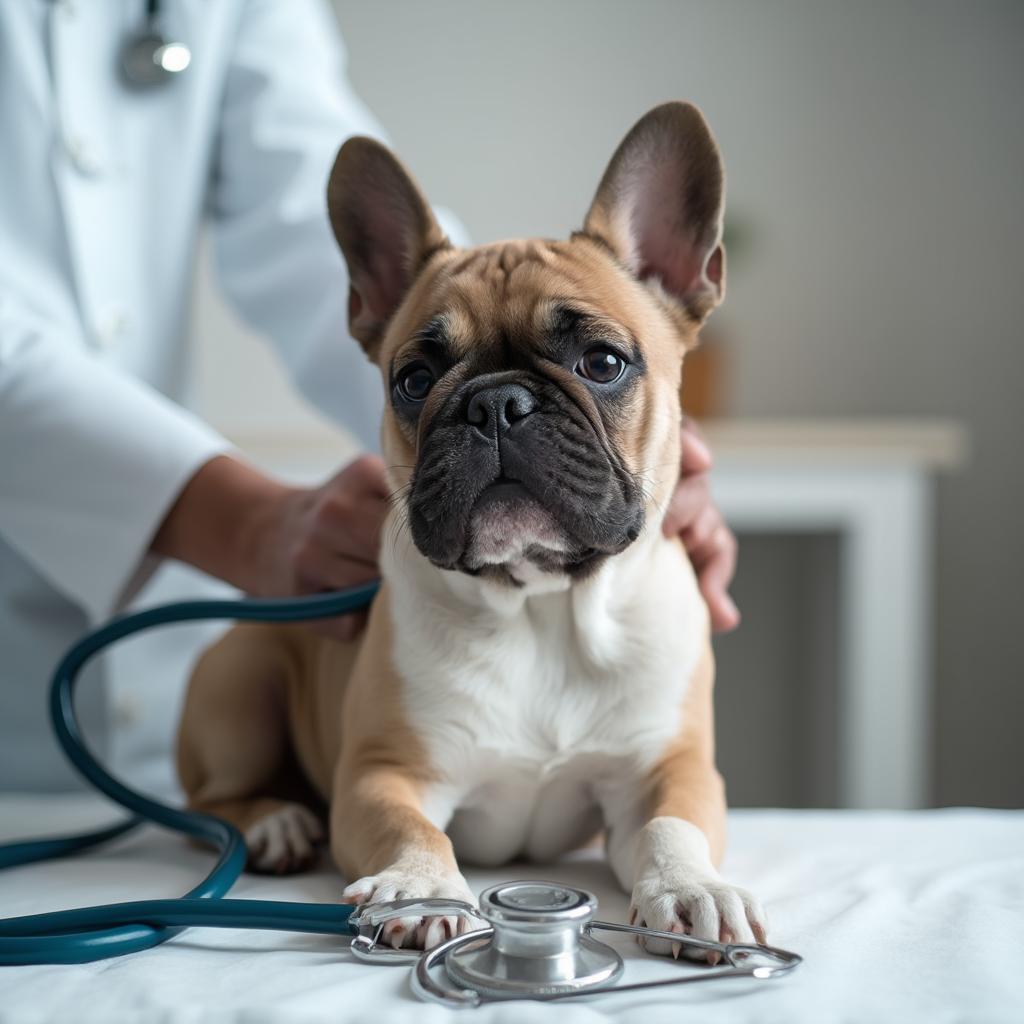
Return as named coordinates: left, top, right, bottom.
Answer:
left=120, top=0, right=190, bottom=88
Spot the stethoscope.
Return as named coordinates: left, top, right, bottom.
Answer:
left=0, top=584, right=802, bottom=1002
left=120, top=0, right=191, bottom=88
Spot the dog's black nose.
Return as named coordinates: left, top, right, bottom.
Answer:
left=466, top=383, right=538, bottom=438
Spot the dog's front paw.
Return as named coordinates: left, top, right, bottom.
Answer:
left=341, top=864, right=478, bottom=950
left=630, top=870, right=766, bottom=961
left=629, top=817, right=766, bottom=962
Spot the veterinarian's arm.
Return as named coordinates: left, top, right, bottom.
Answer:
left=662, top=421, right=740, bottom=631
left=0, top=272, right=385, bottom=639
left=0, top=299, right=228, bottom=622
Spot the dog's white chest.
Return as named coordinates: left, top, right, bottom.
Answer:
left=389, top=538, right=706, bottom=866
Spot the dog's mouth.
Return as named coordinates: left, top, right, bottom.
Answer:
left=472, top=478, right=531, bottom=510
left=462, top=478, right=578, bottom=577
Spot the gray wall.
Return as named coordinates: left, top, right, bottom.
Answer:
left=200, top=1, right=1023, bottom=807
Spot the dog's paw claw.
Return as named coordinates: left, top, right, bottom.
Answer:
left=339, top=876, right=377, bottom=906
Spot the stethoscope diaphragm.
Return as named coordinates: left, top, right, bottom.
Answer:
left=443, top=881, right=624, bottom=999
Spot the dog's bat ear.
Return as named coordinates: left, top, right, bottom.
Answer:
left=583, top=102, right=725, bottom=326
left=327, top=137, right=449, bottom=357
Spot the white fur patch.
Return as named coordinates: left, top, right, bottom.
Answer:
left=381, top=519, right=707, bottom=867
left=465, top=500, right=568, bottom=569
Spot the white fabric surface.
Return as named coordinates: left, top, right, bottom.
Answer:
left=1, top=798, right=1021, bottom=1023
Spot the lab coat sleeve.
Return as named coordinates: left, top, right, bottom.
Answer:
left=0, top=301, right=230, bottom=623
left=208, top=0, right=468, bottom=451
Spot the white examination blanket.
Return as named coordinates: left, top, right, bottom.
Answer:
left=0, top=798, right=1021, bottom=1023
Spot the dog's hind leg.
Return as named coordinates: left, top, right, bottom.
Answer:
left=177, top=623, right=325, bottom=874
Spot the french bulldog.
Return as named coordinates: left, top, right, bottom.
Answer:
left=177, top=102, right=766, bottom=955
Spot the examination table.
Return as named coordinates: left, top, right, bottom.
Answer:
left=1, top=795, right=1020, bottom=1023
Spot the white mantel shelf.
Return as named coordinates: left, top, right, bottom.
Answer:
left=228, top=417, right=966, bottom=811
left=703, top=418, right=968, bottom=468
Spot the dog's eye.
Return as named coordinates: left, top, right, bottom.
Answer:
left=397, top=365, right=435, bottom=402
left=575, top=347, right=626, bottom=385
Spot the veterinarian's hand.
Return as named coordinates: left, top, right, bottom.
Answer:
left=153, top=453, right=388, bottom=640
left=662, top=421, right=740, bottom=632
left=264, top=454, right=389, bottom=640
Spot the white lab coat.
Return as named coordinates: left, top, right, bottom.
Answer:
left=0, top=1, right=411, bottom=788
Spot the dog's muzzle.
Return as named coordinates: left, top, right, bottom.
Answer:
left=407, top=372, right=644, bottom=578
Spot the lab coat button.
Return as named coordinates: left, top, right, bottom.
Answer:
left=94, top=308, right=128, bottom=349
left=65, top=135, right=104, bottom=177
left=114, top=693, right=140, bottom=728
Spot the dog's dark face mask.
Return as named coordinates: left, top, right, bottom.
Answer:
left=395, top=307, right=647, bottom=580
left=326, top=102, right=727, bottom=584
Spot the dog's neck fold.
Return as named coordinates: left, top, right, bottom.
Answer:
left=381, top=513, right=701, bottom=671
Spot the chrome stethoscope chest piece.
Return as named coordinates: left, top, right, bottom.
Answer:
left=120, top=1, right=191, bottom=88
left=406, top=878, right=804, bottom=1007
left=444, top=881, right=623, bottom=999
left=121, top=32, right=191, bottom=87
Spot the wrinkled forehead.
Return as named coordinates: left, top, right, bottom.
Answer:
left=381, top=237, right=656, bottom=367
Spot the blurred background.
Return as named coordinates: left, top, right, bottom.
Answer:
left=174, top=0, right=1022, bottom=809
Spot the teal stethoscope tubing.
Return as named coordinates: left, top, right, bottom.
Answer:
left=0, top=583, right=380, bottom=965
